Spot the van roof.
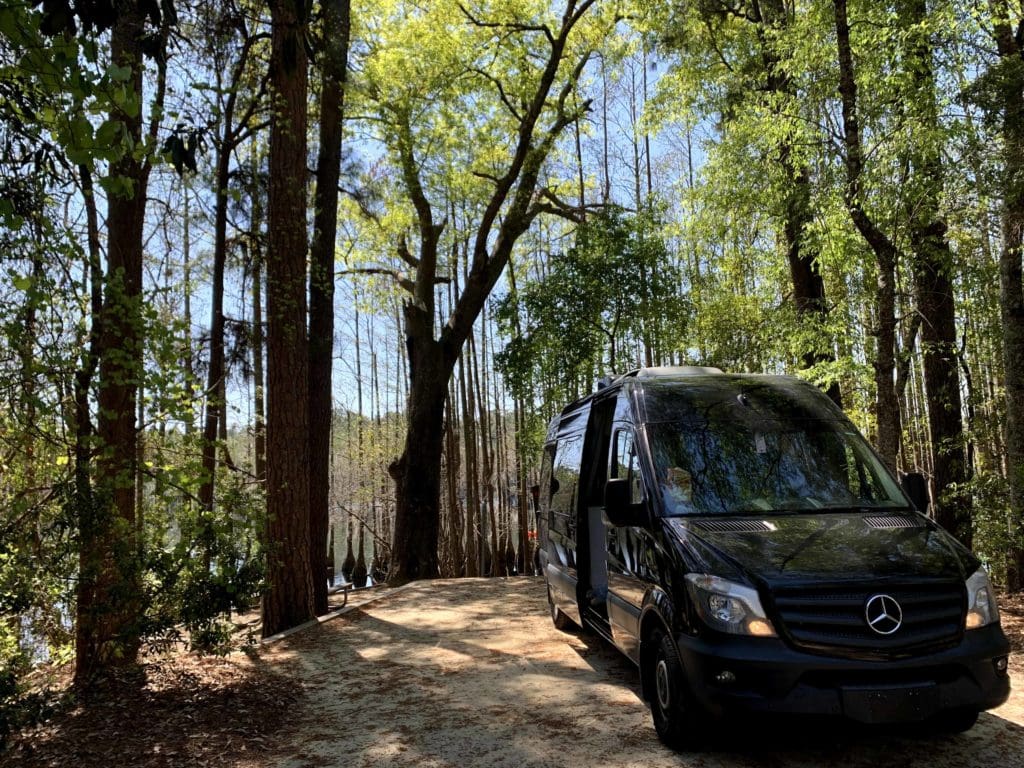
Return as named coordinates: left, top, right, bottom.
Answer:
left=557, top=366, right=724, bottom=419
left=557, top=368, right=820, bottom=422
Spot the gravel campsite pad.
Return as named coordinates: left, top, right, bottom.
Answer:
left=257, top=577, right=1024, bottom=768
left=7, top=577, right=1023, bottom=768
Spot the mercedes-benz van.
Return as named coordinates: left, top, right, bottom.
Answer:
left=538, top=367, right=1010, bottom=748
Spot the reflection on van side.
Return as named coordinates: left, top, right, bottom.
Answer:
left=538, top=367, right=1011, bottom=749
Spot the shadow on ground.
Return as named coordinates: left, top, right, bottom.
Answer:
left=260, top=577, right=1024, bottom=768
left=3, top=655, right=301, bottom=768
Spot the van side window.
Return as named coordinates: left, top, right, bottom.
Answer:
left=551, top=436, right=583, bottom=518
left=611, top=429, right=644, bottom=505
left=548, top=436, right=582, bottom=568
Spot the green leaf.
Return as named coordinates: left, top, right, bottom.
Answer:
left=107, top=63, right=132, bottom=82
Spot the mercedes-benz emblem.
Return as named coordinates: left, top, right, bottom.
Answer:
left=865, top=593, right=903, bottom=635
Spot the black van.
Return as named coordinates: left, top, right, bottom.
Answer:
left=538, top=367, right=1010, bottom=748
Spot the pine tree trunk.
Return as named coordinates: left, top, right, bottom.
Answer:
left=994, top=6, right=1024, bottom=589
left=308, top=0, right=351, bottom=615
left=262, top=0, right=313, bottom=637
left=75, top=5, right=148, bottom=684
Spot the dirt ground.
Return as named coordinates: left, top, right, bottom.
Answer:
left=6, top=577, right=1024, bottom=768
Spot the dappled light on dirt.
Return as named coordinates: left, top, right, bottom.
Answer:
left=6, top=578, right=1022, bottom=767
left=257, top=577, right=1023, bottom=768
left=5, top=654, right=301, bottom=768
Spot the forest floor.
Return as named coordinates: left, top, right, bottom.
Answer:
left=4, top=577, right=1024, bottom=768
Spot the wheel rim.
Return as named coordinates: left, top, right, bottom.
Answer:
left=655, top=657, right=671, bottom=711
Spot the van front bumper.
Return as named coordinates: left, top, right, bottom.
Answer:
left=675, top=624, right=1011, bottom=723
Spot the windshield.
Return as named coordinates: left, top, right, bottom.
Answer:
left=644, top=379, right=907, bottom=515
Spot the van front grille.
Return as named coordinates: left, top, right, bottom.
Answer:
left=769, top=581, right=965, bottom=659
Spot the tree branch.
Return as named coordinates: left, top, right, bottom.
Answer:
left=457, top=2, right=555, bottom=45
left=469, top=67, right=524, bottom=122
left=337, top=267, right=451, bottom=293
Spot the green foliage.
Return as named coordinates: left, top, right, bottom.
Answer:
left=496, top=206, right=686, bottom=406
left=968, top=471, right=1017, bottom=585
left=142, top=471, right=266, bottom=655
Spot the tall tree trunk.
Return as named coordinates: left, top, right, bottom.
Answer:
left=251, top=193, right=267, bottom=484
left=308, top=0, right=351, bottom=615
left=900, top=0, right=970, bottom=546
left=72, top=167, right=103, bottom=659
left=994, top=5, right=1024, bottom=589
left=262, top=0, right=313, bottom=637
left=757, top=0, right=841, bottom=406
left=76, top=4, right=149, bottom=684
left=389, top=342, right=450, bottom=582
left=182, top=182, right=196, bottom=435
left=197, top=110, right=232, bottom=532
left=833, top=0, right=901, bottom=471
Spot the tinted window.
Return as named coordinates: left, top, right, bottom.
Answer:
left=551, top=435, right=583, bottom=518
left=611, top=429, right=644, bottom=504
left=644, top=378, right=905, bottom=515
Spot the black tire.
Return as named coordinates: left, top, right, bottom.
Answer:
left=929, top=708, right=979, bottom=735
left=647, top=627, right=707, bottom=750
left=548, top=585, right=576, bottom=632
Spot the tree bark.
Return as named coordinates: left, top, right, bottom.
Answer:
left=262, top=0, right=313, bottom=637
left=308, top=0, right=351, bottom=615
left=76, top=4, right=149, bottom=684
left=900, top=0, right=971, bottom=546
left=757, top=0, right=841, bottom=406
left=833, top=0, right=901, bottom=471
left=994, top=5, right=1024, bottom=589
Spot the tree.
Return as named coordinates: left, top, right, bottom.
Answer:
left=352, top=0, right=603, bottom=584
left=832, top=0, right=903, bottom=472
left=497, top=207, right=685, bottom=396
left=309, top=0, right=352, bottom=615
left=989, top=0, right=1024, bottom=588
left=263, top=0, right=314, bottom=636
left=899, top=0, right=971, bottom=546
left=660, top=0, right=841, bottom=404
left=75, top=0, right=171, bottom=684
left=195, top=1, right=269, bottom=553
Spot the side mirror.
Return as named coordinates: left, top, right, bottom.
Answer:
left=604, top=478, right=648, bottom=527
left=901, top=471, right=930, bottom=513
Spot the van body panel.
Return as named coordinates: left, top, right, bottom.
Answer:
left=545, top=561, right=581, bottom=625
left=672, top=621, right=1010, bottom=722
left=541, top=370, right=1011, bottom=732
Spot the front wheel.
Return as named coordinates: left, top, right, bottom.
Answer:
left=647, top=628, right=709, bottom=750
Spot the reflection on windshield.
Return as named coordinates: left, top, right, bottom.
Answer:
left=651, top=417, right=906, bottom=516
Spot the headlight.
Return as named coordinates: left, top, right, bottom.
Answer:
left=685, top=574, right=776, bottom=637
left=965, top=567, right=1000, bottom=630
